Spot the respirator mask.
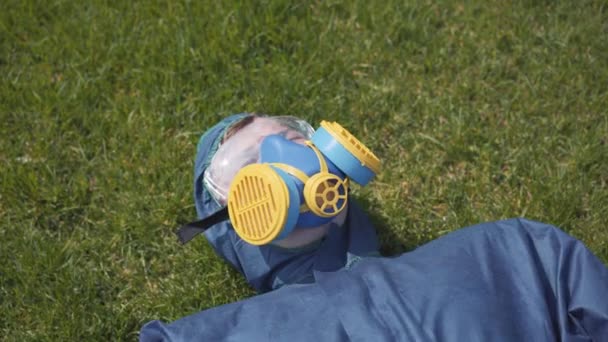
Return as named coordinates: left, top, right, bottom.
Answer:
left=178, top=117, right=381, bottom=246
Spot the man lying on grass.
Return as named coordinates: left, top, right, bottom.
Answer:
left=140, top=113, right=608, bottom=341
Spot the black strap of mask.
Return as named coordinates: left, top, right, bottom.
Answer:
left=176, top=207, right=229, bottom=244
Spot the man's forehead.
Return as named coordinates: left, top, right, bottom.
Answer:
left=226, top=117, right=301, bottom=142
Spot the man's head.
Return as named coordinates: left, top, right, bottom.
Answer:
left=197, top=114, right=346, bottom=248
left=188, top=113, right=380, bottom=291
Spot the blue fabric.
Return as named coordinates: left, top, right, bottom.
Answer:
left=141, top=218, right=608, bottom=341
left=192, top=114, right=380, bottom=292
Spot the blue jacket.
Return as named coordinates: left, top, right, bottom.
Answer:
left=141, top=218, right=608, bottom=341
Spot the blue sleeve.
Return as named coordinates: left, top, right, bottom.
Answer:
left=140, top=284, right=347, bottom=342
left=141, top=219, right=608, bottom=341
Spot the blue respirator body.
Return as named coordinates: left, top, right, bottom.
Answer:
left=225, top=121, right=381, bottom=245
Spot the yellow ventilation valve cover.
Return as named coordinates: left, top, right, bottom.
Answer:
left=320, top=121, right=381, bottom=174
left=304, top=173, right=348, bottom=218
left=227, top=164, right=289, bottom=245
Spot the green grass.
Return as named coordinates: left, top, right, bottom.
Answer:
left=1, top=0, right=607, bottom=340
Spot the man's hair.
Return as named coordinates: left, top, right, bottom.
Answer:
left=221, top=114, right=256, bottom=143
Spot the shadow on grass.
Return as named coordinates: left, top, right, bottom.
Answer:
left=352, top=194, right=422, bottom=257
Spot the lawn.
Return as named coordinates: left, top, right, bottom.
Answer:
left=1, top=0, right=607, bottom=340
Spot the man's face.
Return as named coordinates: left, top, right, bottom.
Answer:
left=204, top=116, right=312, bottom=205
left=203, top=115, right=348, bottom=248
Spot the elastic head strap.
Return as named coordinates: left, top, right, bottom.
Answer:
left=305, top=141, right=328, bottom=173
left=176, top=207, right=229, bottom=244
left=270, top=163, right=311, bottom=213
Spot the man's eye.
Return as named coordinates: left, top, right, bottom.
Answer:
left=280, top=131, right=301, bottom=141
left=244, top=157, right=257, bottom=165
left=277, top=130, right=289, bottom=139
left=288, top=133, right=306, bottom=141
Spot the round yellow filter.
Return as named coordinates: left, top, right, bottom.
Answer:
left=319, top=121, right=381, bottom=174
left=227, top=164, right=289, bottom=245
left=303, top=173, right=348, bottom=218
